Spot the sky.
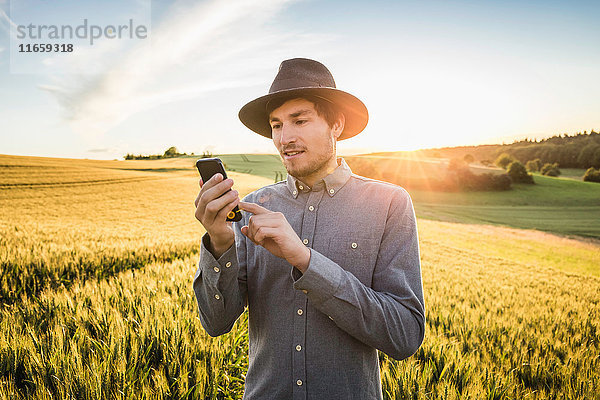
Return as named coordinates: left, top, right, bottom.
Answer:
left=0, top=0, right=599, bottom=160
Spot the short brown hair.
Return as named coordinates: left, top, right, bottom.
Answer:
left=266, top=95, right=343, bottom=129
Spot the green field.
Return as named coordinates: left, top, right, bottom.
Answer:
left=217, top=154, right=287, bottom=181
left=409, top=174, right=600, bottom=239
left=558, top=168, right=588, bottom=180
left=1, top=154, right=598, bottom=399
left=340, top=154, right=600, bottom=239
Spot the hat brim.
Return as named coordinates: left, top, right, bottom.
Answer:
left=238, top=87, right=368, bottom=141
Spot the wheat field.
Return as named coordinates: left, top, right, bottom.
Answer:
left=0, top=154, right=598, bottom=399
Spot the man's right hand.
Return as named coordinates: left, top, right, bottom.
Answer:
left=194, top=173, right=239, bottom=258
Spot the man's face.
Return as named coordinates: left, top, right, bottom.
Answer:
left=269, top=98, right=342, bottom=181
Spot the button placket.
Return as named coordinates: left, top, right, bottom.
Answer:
left=292, top=296, right=308, bottom=399
left=293, top=188, right=324, bottom=400
left=300, top=190, right=324, bottom=251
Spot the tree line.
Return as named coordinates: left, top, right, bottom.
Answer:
left=418, top=130, right=600, bottom=170
left=124, top=147, right=213, bottom=160
left=497, top=130, right=600, bottom=169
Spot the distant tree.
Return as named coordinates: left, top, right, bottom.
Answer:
left=583, top=167, right=600, bottom=183
left=525, top=158, right=541, bottom=172
left=495, top=153, right=515, bottom=170
left=448, top=167, right=512, bottom=191
left=463, top=154, right=475, bottom=164
left=164, top=146, right=179, bottom=157
left=491, top=173, right=512, bottom=190
left=593, top=147, right=600, bottom=169
left=201, top=150, right=214, bottom=159
left=540, top=162, right=561, bottom=177
left=508, top=161, right=534, bottom=184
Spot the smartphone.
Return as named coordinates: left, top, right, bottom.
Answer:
left=196, top=158, right=242, bottom=222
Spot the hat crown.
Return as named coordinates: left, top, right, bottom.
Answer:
left=269, top=58, right=336, bottom=93
left=238, top=57, right=368, bottom=140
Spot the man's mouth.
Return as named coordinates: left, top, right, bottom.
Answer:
left=283, top=150, right=305, bottom=159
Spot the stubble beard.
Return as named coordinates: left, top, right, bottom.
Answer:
left=283, top=134, right=336, bottom=180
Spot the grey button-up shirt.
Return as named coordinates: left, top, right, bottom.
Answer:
left=193, top=158, right=425, bottom=400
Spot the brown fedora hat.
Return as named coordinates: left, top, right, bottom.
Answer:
left=238, top=58, right=368, bottom=140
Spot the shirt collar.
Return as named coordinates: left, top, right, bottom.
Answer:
left=285, top=157, right=352, bottom=199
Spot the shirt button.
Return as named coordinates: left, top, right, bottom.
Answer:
left=214, top=294, right=220, bottom=300
left=329, top=188, right=335, bottom=194
left=297, top=309, right=303, bottom=316
left=299, top=185, right=304, bottom=190
left=351, top=242, right=358, bottom=249
left=296, top=345, right=302, bottom=351
left=213, top=266, right=220, bottom=273
left=296, top=379, right=303, bottom=386
left=225, top=261, right=232, bottom=268
left=293, top=190, right=297, bottom=196
left=308, top=205, right=314, bottom=211
left=302, top=238, right=309, bottom=245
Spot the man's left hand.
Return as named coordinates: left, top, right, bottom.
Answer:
left=239, top=201, right=310, bottom=272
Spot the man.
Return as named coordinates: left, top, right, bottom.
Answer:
left=193, top=58, right=425, bottom=399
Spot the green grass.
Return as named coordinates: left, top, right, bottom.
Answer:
left=558, top=168, right=587, bottom=180
left=408, top=174, right=600, bottom=239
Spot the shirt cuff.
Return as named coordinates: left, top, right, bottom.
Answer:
left=198, top=233, right=238, bottom=286
left=292, top=248, right=344, bottom=306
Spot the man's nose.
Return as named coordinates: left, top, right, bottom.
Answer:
left=279, top=123, right=296, bottom=146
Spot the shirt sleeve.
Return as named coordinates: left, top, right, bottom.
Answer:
left=192, top=220, right=248, bottom=337
left=292, top=188, right=425, bottom=361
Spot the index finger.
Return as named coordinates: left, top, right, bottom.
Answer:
left=238, top=201, right=270, bottom=215
left=199, top=173, right=225, bottom=190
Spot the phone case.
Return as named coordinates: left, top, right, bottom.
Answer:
left=196, top=158, right=242, bottom=222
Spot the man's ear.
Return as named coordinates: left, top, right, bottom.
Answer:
left=331, top=113, right=345, bottom=140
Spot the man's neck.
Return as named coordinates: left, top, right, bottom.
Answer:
left=295, top=156, right=340, bottom=187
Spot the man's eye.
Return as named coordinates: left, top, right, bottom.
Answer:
left=271, top=124, right=281, bottom=130
left=295, top=120, right=307, bottom=125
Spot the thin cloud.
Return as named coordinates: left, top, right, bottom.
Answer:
left=0, top=7, right=14, bottom=64
left=39, top=0, right=330, bottom=139
left=0, top=7, right=16, bottom=33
